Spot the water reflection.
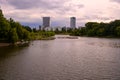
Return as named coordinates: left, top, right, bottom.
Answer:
left=79, top=37, right=120, bottom=48
left=0, top=46, right=28, bottom=58
left=0, top=36, right=120, bottom=80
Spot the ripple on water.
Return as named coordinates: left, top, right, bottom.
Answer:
left=87, top=40, right=120, bottom=48
left=0, top=36, right=120, bottom=80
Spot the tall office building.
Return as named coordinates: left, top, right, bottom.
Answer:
left=43, top=17, right=50, bottom=28
left=70, top=17, right=76, bottom=28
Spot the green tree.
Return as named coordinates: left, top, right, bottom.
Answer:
left=0, top=9, right=11, bottom=39
left=55, top=28, right=60, bottom=34
left=115, top=26, right=120, bottom=37
left=33, top=28, right=37, bottom=32
left=79, top=27, right=86, bottom=36
left=9, top=28, right=18, bottom=43
left=96, top=28, right=105, bottom=37
left=23, top=29, right=31, bottom=40
left=9, top=18, right=16, bottom=28
left=85, top=22, right=99, bottom=30
left=23, top=26, right=32, bottom=32
left=109, top=20, right=120, bottom=36
left=14, top=22, right=24, bottom=40
left=61, top=27, right=66, bottom=33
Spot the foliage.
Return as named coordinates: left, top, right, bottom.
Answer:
left=23, top=26, right=32, bottom=32
left=0, top=9, right=11, bottom=39
left=0, top=8, right=55, bottom=42
left=115, top=26, right=120, bottom=36
left=9, top=28, right=18, bottom=43
left=71, top=20, right=120, bottom=38
left=1, top=7, right=120, bottom=43
left=0, top=9, right=32, bottom=43
left=33, top=31, right=55, bottom=40
left=55, top=27, right=74, bottom=35
left=33, top=28, right=37, bottom=32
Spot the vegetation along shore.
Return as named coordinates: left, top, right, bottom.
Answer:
left=0, top=9, right=55, bottom=47
left=0, top=8, right=120, bottom=47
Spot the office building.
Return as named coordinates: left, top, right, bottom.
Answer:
left=43, top=17, right=50, bottom=28
left=70, top=17, right=76, bottom=28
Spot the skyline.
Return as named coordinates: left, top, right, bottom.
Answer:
left=0, top=0, right=120, bottom=28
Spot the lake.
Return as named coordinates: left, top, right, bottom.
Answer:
left=0, top=35, right=120, bottom=80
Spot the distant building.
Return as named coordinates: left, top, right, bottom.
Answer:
left=39, top=25, right=42, bottom=30
left=42, top=17, right=50, bottom=28
left=70, top=17, right=76, bottom=28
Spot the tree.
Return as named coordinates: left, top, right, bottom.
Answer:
left=55, top=28, right=60, bottom=34
left=0, top=8, right=41, bottom=43
left=33, top=28, right=37, bottom=32
left=96, top=28, right=105, bottom=37
left=0, top=9, right=11, bottom=39
left=23, top=26, right=32, bottom=32
left=15, top=22, right=24, bottom=40
left=9, top=28, right=18, bottom=43
left=85, top=22, right=99, bottom=30
left=23, top=29, right=31, bottom=40
left=115, top=26, right=120, bottom=37
left=79, top=27, right=86, bottom=36
left=61, top=27, right=66, bottom=33
left=109, top=20, right=120, bottom=36
left=9, top=18, right=16, bottom=28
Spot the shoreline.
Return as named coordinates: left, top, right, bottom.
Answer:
left=70, top=35, right=120, bottom=39
left=0, top=37, right=55, bottom=47
left=0, top=35, right=119, bottom=47
left=0, top=43, right=10, bottom=47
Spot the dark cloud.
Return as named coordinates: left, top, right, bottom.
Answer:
left=6, top=0, right=67, bottom=9
left=6, top=0, right=84, bottom=12
left=0, top=0, right=6, bottom=7
left=77, top=4, right=84, bottom=8
left=110, top=0, right=120, bottom=3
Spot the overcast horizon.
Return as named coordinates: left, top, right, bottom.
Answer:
left=0, top=0, right=120, bottom=28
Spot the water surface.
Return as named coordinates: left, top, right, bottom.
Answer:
left=0, top=35, right=120, bottom=80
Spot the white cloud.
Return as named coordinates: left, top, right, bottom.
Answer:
left=0, top=0, right=120, bottom=27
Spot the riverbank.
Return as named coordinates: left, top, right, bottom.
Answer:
left=0, top=42, right=29, bottom=47
left=0, top=41, right=30, bottom=47
left=0, top=43, right=10, bottom=47
left=70, top=34, right=120, bottom=39
left=36, top=36, right=56, bottom=40
left=0, top=36, right=55, bottom=47
left=85, top=36, right=120, bottom=39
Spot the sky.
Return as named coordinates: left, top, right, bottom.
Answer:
left=0, top=0, right=120, bottom=28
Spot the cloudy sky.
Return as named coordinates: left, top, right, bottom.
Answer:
left=0, top=0, right=120, bottom=28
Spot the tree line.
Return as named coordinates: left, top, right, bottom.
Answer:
left=71, top=20, right=120, bottom=38
left=0, top=9, right=55, bottom=43
left=1, top=8, right=120, bottom=44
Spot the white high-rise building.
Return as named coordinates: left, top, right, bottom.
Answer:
left=70, top=17, right=76, bottom=28
left=43, top=17, right=50, bottom=28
